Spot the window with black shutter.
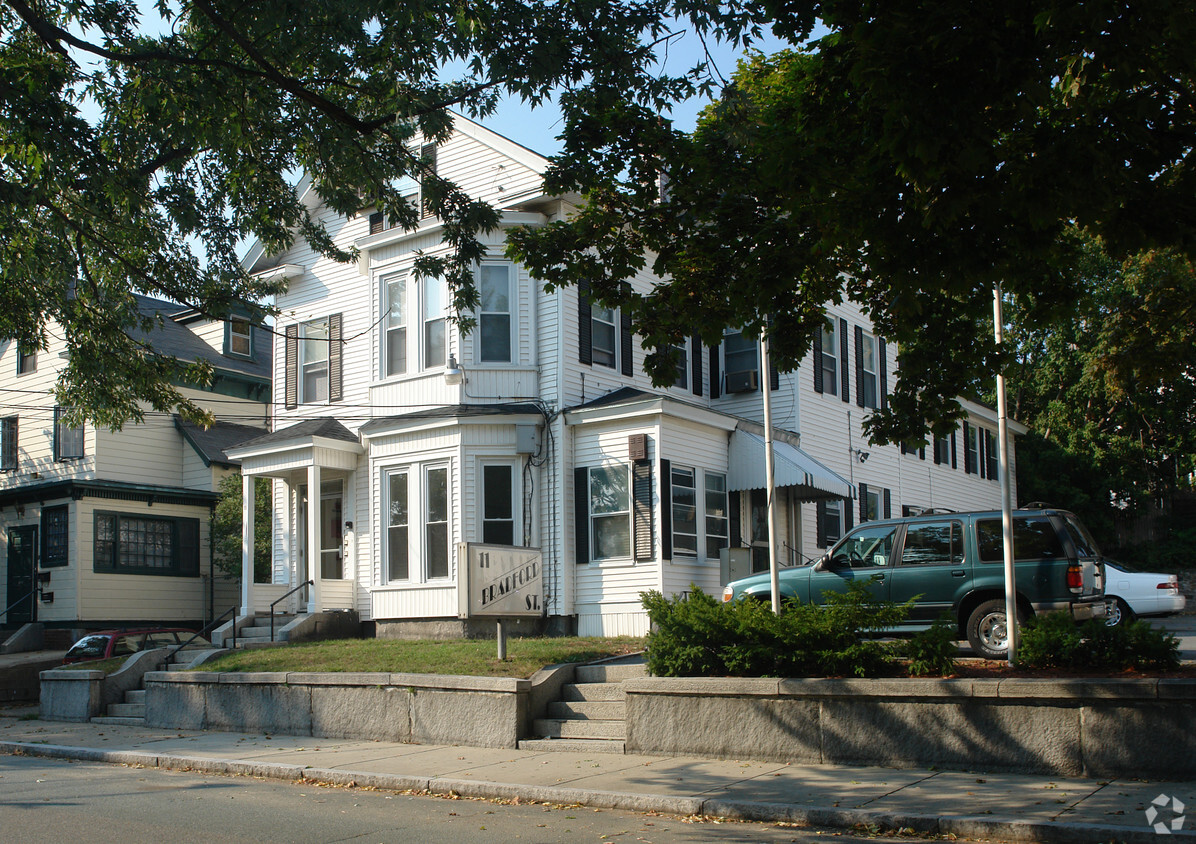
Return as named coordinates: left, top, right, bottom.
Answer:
left=0, top=416, right=17, bottom=471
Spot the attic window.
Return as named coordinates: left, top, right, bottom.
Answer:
left=227, top=317, right=253, bottom=358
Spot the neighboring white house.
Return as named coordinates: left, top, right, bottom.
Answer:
left=0, top=296, right=271, bottom=635
left=231, top=114, right=1024, bottom=638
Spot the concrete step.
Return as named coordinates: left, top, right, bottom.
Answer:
left=531, top=718, right=625, bottom=740
left=547, top=700, right=625, bottom=720
left=236, top=639, right=286, bottom=650
left=575, top=663, right=646, bottom=684
left=91, top=715, right=145, bottom=726
left=518, top=738, right=626, bottom=754
left=561, top=682, right=625, bottom=702
left=125, top=689, right=145, bottom=704
left=107, top=702, right=145, bottom=718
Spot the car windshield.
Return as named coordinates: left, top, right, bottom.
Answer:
left=65, top=635, right=109, bottom=660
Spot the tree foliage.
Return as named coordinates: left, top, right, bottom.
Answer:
left=0, top=0, right=760, bottom=426
left=1003, top=231, right=1196, bottom=528
left=510, top=1, right=1196, bottom=443
left=212, top=470, right=273, bottom=580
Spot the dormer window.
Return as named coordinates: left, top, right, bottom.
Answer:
left=226, top=317, right=253, bottom=358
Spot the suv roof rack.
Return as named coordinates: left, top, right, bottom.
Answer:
left=920, top=507, right=957, bottom=515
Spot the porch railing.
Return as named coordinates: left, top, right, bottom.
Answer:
left=0, top=589, right=35, bottom=626
left=270, top=580, right=313, bottom=642
left=167, top=605, right=237, bottom=664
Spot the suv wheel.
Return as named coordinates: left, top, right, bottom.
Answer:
left=966, top=599, right=1023, bottom=660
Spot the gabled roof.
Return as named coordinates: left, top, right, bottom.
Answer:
left=173, top=417, right=272, bottom=468
left=132, top=294, right=271, bottom=382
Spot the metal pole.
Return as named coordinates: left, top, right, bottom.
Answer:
left=993, top=284, right=1018, bottom=664
left=760, top=334, right=781, bottom=614
left=497, top=619, right=507, bottom=660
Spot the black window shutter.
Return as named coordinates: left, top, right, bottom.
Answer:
left=879, top=339, right=888, bottom=410
left=816, top=501, right=827, bottom=548
left=844, top=497, right=854, bottom=531
left=578, top=281, right=592, bottom=366
left=660, top=459, right=672, bottom=559
left=839, top=318, right=850, bottom=402
left=368, top=211, right=384, bottom=234
left=633, top=460, right=653, bottom=561
left=964, top=422, right=975, bottom=474
left=769, top=356, right=780, bottom=391
left=859, top=482, right=869, bottom=522
left=329, top=313, right=343, bottom=402
left=883, top=488, right=891, bottom=520
left=854, top=324, right=865, bottom=408
left=574, top=467, right=590, bottom=564
left=177, top=518, right=201, bottom=576
left=284, top=325, right=299, bottom=409
left=813, top=328, right=824, bottom=393
left=690, top=336, right=702, bottom=396
left=2, top=417, right=16, bottom=469
left=709, top=344, right=721, bottom=399
left=919, top=447, right=926, bottom=461
left=933, top=439, right=943, bottom=465
left=52, top=406, right=61, bottom=460
left=951, top=431, right=958, bottom=469
left=728, top=490, right=740, bottom=546
left=620, top=310, right=633, bottom=377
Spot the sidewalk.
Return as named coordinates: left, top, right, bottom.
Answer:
left=1, top=705, right=1192, bottom=843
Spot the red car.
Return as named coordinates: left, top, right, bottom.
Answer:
left=62, top=628, right=208, bottom=664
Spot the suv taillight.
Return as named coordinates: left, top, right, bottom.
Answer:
left=1066, top=563, right=1083, bottom=592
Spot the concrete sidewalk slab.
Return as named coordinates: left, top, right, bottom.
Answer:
left=2, top=711, right=1195, bottom=843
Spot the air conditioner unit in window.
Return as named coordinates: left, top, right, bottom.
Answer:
left=725, top=369, right=759, bottom=394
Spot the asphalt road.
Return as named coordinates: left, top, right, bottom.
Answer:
left=1156, top=614, right=1196, bottom=660
left=0, top=755, right=937, bottom=844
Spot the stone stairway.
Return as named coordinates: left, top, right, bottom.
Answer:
left=233, top=614, right=297, bottom=649
left=91, top=643, right=224, bottom=726
left=519, top=659, right=647, bottom=754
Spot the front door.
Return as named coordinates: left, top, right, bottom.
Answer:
left=6, top=526, right=37, bottom=626
left=319, top=480, right=343, bottom=579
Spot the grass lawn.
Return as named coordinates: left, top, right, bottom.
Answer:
left=57, top=657, right=127, bottom=675
left=194, top=636, right=645, bottom=679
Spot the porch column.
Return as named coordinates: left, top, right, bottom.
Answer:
left=240, top=472, right=255, bottom=616
left=308, top=463, right=322, bottom=613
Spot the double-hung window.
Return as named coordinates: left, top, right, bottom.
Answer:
left=859, top=331, right=879, bottom=409
left=384, top=276, right=407, bottom=377
left=386, top=471, right=409, bottom=582
left=704, top=471, right=728, bottom=559
left=482, top=464, right=515, bottom=545
left=819, top=320, right=838, bottom=395
left=425, top=466, right=449, bottom=579
left=16, top=345, right=35, bottom=375
left=53, top=407, right=84, bottom=460
left=423, top=277, right=447, bottom=369
left=478, top=265, right=513, bottom=364
left=384, top=464, right=451, bottom=582
left=41, top=505, right=69, bottom=567
left=670, top=466, right=698, bottom=556
left=723, top=329, right=759, bottom=393
left=589, top=465, right=630, bottom=560
left=591, top=305, right=617, bottom=369
left=1, top=416, right=17, bottom=471
left=817, top=500, right=843, bottom=548
left=226, top=317, right=253, bottom=358
left=301, top=319, right=330, bottom=403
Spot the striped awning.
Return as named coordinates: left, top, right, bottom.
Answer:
left=727, top=429, right=854, bottom=501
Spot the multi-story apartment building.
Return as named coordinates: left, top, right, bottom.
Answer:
left=231, top=115, right=1022, bottom=638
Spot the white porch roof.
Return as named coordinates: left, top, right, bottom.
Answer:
left=727, top=429, right=854, bottom=501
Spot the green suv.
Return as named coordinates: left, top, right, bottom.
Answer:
left=721, top=508, right=1107, bottom=659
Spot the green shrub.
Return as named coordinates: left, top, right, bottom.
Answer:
left=1014, top=610, right=1181, bottom=671
left=642, top=580, right=911, bottom=678
left=903, top=617, right=959, bottom=677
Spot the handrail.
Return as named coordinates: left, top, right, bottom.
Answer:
left=166, top=605, right=237, bottom=664
left=0, top=589, right=36, bottom=625
left=271, top=580, right=313, bottom=642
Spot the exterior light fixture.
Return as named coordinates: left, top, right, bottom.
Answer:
left=444, top=354, right=463, bottom=386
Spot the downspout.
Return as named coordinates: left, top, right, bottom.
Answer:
left=208, top=502, right=216, bottom=627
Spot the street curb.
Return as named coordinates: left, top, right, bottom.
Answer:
left=2, top=740, right=1193, bottom=843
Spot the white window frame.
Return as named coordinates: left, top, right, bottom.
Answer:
left=480, top=460, right=519, bottom=546
left=820, top=320, right=838, bottom=396
left=589, top=464, right=631, bottom=561
left=228, top=317, right=253, bottom=358
left=819, top=499, right=843, bottom=547
left=591, top=304, right=618, bottom=369
left=381, top=461, right=453, bottom=584
left=476, top=263, right=514, bottom=365
left=300, top=318, right=330, bottom=404
left=860, top=330, right=879, bottom=409
left=670, top=343, right=688, bottom=390
left=703, top=470, right=728, bottom=561
left=862, top=486, right=881, bottom=522
left=382, top=274, right=408, bottom=378
left=670, top=465, right=698, bottom=557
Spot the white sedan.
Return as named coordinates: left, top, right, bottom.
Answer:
left=1103, top=560, right=1187, bottom=626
